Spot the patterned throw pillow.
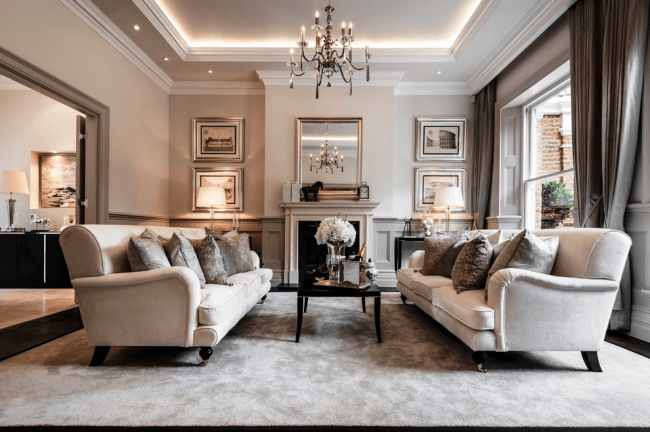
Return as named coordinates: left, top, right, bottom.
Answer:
left=127, top=228, right=171, bottom=272
left=189, top=236, right=228, bottom=285
left=164, top=233, right=206, bottom=286
left=420, top=233, right=467, bottom=276
left=487, top=230, right=559, bottom=286
left=222, top=233, right=255, bottom=273
left=442, top=236, right=469, bottom=278
left=216, top=239, right=237, bottom=276
left=451, top=233, right=493, bottom=293
left=205, top=228, right=223, bottom=240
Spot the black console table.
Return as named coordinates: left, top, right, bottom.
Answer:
left=394, top=236, right=425, bottom=272
left=0, top=232, right=72, bottom=288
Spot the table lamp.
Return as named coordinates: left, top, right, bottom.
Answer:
left=0, top=170, right=29, bottom=230
left=197, top=186, right=226, bottom=231
left=433, top=187, right=463, bottom=233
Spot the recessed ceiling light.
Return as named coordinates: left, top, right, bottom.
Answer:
left=163, top=57, right=169, bottom=61
left=208, top=70, right=213, bottom=73
left=133, top=24, right=140, bottom=30
left=436, top=71, right=442, bottom=75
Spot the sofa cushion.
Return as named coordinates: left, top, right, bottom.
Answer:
left=396, top=268, right=452, bottom=301
left=216, top=239, right=237, bottom=277
left=199, top=283, right=248, bottom=326
left=227, top=272, right=262, bottom=297
left=421, top=233, right=467, bottom=276
left=164, top=233, right=206, bottom=286
left=190, top=236, right=228, bottom=285
left=252, top=268, right=273, bottom=285
left=127, top=229, right=171, bottom=272
left=452, top=233, right=493, bottom=293
left=222, top=233, right=255, bottom=273
left=432, top=285, right=494, bottom=330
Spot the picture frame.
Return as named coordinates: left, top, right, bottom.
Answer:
left=415, top=118, right=466, bottom=162
left=192, top=167, right=244, bottom=212
left=192, top=117, right=244, bottom=162
left=414, top=167, right=466, bottom=212
left=39, top=152, right=77, bottom=209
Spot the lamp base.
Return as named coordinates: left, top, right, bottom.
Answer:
left=6, top=196, right=16, bottom=228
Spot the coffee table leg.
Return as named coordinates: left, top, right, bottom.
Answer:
left=374, top=296, right=382, bottom=343
left=296, top=296, right=303, bottom=343
left=304, top=297, right=309, bottom=313
left=362, top=296, right=366, bottom=313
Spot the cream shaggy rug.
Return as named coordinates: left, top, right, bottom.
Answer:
left=1, top=292, right=649, bottom=427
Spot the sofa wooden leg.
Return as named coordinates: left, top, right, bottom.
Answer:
left=89, top=346, right=110, bottom=366
left=471, top=351, right=487, bottom=373
left=199, top=347, right=213, bottom=366
left=260, top=294, right=267, bottom=303
left=400, top=294, right=407, bottom=304
left=581, top=351, right=602, bottom=372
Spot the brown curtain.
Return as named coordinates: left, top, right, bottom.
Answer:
left=570, top=0, right=649, bottom=330
left=471, top=79, right=496, bottom=230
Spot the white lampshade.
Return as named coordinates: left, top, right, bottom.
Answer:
left=197, top=186, right=226, bottom=207
left=434, top=187, right=464, bottom=208
left=0, top=170, right=29, bottom=195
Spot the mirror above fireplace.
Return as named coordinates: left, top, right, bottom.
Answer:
left=296, top=118, right=362, bottom=189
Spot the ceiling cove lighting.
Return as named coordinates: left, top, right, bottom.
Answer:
left=288, top=1, right=370, bottom=99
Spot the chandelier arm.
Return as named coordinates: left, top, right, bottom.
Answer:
left=349, top=63, right=366, bottom=71
left=292, top=69, right=309, bottom=77
left=338, top=68, right=351, bottom=84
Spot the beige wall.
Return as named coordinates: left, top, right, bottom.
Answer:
left=0, top=89, right=82, bottom=230
left=392, top=95, right=474, bottom=219
left=168, top=94, right=265, bottom=220
left=0, top=0, right=169, bottom=218
left=264, top=85, right=395, bottom=217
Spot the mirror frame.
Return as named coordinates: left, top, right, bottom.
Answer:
left=296, top=117, right=363, bottom=189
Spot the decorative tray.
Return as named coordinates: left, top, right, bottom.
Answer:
left=313, top=279, right=370, bottom=290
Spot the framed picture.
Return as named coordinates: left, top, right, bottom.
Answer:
left=192, top=167, right=244, bottom=212
left=192, top=117, right=244, bottom=162
left=39, top=153, right=77, bottom=208
left=415, top=118, right=466, bottom=162
left=414, top=167, right=466, bottom=212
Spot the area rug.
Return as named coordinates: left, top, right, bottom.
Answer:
left=1, top=292, right=649, bottom=427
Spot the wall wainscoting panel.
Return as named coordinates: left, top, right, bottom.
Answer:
left=625, top=205, right=650, bottom=343
left=108, top=213, right=170, bottom=227
left=261, top=217, right=285, bottom=285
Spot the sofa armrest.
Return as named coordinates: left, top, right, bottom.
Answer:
left=487, top=268, right=619, bottom=352
left=72, top=267, right=202, bottom=348
left=250, top=251, right=260, bottom=269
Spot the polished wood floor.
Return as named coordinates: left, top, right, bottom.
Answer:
left=0, top=288, right=76, bottom=329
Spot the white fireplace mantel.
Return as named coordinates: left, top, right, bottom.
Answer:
left=280, top=201, right=380, bottom=283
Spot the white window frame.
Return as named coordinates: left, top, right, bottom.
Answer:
left=521, top=77, right=573, bottom=230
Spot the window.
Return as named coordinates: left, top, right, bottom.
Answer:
left=523, top=82, right=574, bottom=230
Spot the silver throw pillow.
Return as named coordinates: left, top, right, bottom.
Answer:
left=190, top=236, right=228, bottom=285
left=451, top=233, right=493, bottom=293
left=164, top=233, right=207, bottom=286
left=222, top=233, right=255, bottom=273
left=127, top=228, right=171, bottom=272
left=487, top=229, right=559, bottom=287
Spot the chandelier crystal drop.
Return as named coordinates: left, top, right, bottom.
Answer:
left=309, top=123, right=344, bottom=174
left=288, top=1, right=371, bottom=99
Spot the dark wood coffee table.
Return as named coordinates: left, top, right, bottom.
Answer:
left=296, top=277, right=382, bottom=343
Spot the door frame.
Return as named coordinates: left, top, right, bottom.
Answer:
left=0, top=47, right=109, bottom=224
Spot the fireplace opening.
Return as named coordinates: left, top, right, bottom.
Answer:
left=297, top=220, right=360, bottom=281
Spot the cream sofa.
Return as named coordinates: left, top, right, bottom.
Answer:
left=396, top=228, right=631, bottom=373
left=59, top=225, right=272, bottom=366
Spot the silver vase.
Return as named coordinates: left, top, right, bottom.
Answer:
left=326, top=242, right=346, bottom=281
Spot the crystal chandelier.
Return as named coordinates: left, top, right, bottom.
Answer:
left=309, top=123, right=344, bottom=174
left=288, top=1, right=371, bottom=99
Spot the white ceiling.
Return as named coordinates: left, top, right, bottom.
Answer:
left=64, top=0, right=576, bottom=94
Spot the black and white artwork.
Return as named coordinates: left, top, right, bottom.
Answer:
left=414, top=167, right=465, bottom=212
left=415, top=118, right=466, bottom=162
left=193, top=118, right=244, bottom=162
left=193, top=167, right=244, bottom=212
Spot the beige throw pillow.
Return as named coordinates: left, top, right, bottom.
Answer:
left=164, top=233, right=206, bottom=286
left=222, top=233, right=255, bottom=273
left=420, top=233, right=467, bottom=276
left=190, top=236, right=228, bottom=285
left=127, top=228, right=171, bottom=272
left=451, top=233, right=493, bottom=293
left=487, top=230, right=559, bottom=286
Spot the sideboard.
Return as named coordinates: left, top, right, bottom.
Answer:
left=0, top=232, right=72, bottom=288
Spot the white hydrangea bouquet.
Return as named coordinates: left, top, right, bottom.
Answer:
left=315, top=216, right=356, bottom=247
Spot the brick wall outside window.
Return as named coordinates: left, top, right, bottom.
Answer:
left=534, top=114, right=574, bottom=229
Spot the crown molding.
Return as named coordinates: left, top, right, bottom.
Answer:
left=466, top=0, right=575, bottom=95
left=394, top=81, right=470, bottom=96
left=132, top=0, right=189, bottom=59
left=170, top=81, right=265, bottom=95
left=451, top=0, right=501, bottom=59
left=59, top=0, right=173, bottom=93
left=256, top=70, right=404, bottom=88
